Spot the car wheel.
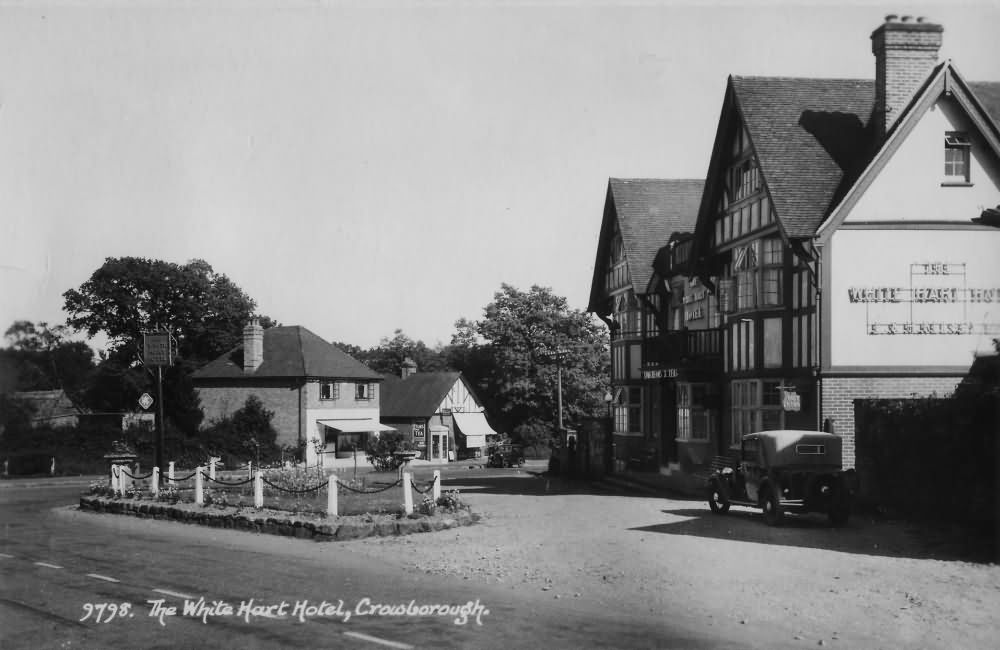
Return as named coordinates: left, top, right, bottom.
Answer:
left=762, top=487, right=784, bottom=526
left=708, top=481, right=731, bottom=514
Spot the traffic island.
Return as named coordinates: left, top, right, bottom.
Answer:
left=78, top=496, right=480, bottom=542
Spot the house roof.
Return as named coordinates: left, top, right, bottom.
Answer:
left=379, top=371, right=465, bottom=418
left=12, top=390, right=82, bottom=421
left=191, top=326, right=382, bottom=381
left=587, top=178, right=704, bottom=314
left=696, top=71, right=1000, bottom=247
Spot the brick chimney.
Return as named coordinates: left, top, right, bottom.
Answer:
left=871, top=14, right=944, bottom=140
left=401, top=357, right=417, bottom=379
left=242, top=318, right=263, bottom=374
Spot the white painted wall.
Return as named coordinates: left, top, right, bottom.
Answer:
left=829, top=228, right=1000, bottom=367
left=844, top=96, right=1000, bottom=223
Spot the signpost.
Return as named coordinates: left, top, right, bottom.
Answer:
left=143, top=331, right=174, bottom=479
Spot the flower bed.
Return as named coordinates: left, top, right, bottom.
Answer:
left=79, top=483, right=480, bottom=542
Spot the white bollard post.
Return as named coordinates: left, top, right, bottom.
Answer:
left=248, top=460, right=253, bottom=481
left=151, top=467, right=160, bottom=497
left=3, top=459, right=7, bottom=477
left=254, top=470, right=264, bottom=509
left=403, top=471, right=413, bottom=515
left=327, top=475, right=338, bottom=517
left=433, top=470, right=441, bottom=501
left=195, top=466, right=204, bottom=505
left=110, top=464, right=116, bottom=489
left=168, top=461, right=175, bottom=486
left=50, top=457, right=56, bottom=476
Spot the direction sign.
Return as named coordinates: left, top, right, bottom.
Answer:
left=139, top=393, right=154, bottom=410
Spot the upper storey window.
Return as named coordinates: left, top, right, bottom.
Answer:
left=944, top=132, right=971, bottom=184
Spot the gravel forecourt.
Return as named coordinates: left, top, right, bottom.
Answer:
left=337, top=468, right=1000, bottom=649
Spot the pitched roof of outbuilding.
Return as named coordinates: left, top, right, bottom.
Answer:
left=379, top=372, right=465, bottom=418
left=12, top=390, right=82, bottom=420
left=192, top=326, right=381, bottom=381
left=587, top=178, right=704, bottom=313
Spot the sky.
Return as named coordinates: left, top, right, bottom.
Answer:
left=2, top=0, right=999, bottom=353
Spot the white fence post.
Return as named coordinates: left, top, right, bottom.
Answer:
left=151, top=467, right=160, bottom=497
left=168, top=461, right=175, bottom=486
left=254, top=470, right=264, bottom=509
left=195, top=466, right=204, bottom=505
left=50, top=457, right=56, bottom=476
left=110, top=464, right=116, bottom=489
left=248, top=460, right=253, bottom=481
left=433, top=470, right=441, bottom=501
left=403, top=471, right=413, bottom=515
left=327, top=475, right=338, bottom=517
left=209, top=460, right=216, bottom=481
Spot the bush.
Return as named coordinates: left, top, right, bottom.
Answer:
left=365, top=431, right=410, bottom=473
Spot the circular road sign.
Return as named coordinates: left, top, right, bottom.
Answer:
left=138, top=393, right=154, bottom=410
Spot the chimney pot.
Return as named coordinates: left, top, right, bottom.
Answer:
left=885, top=14, right=898, bottom=22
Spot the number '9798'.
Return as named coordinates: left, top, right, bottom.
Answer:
left=80, top=602, right=132, bottom=623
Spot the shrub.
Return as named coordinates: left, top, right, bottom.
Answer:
left=365, top=431, right=410, bottom=472
left=435, top=489, right=467, bottom=512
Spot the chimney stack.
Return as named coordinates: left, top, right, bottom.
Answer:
left=243, top=318, right=263, bottom=374
left=871, top=14, right=944, bottom=140
left=401, top=357, right=417, bottom=379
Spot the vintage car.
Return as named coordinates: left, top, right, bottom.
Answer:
left=487, top=443, right=525, bottom=468
left=707, top=430, right=856, bottom=526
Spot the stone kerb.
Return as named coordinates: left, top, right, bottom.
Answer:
left=77, top=496, right=479, bottom=542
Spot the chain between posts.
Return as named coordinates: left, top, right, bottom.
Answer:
left=119, top=467, right=155, bottom=480
left=260, top=477, right=327, bottom=494
left=410, top=479, right=435, bottom=495
left=200, top=472, right=255, bottom=487
left=336, top=478, right=403, bottom=494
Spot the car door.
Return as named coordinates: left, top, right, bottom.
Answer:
left=741, top=438, right=763, bottom=503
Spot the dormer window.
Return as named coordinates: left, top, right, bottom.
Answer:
left=944, top=132, right=971, bottom=184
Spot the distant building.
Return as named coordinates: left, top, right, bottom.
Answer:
left=10, top=390, right=82, bottom=428
left=379, top=358, right=499, bottom=462
left=192, top=320, right=392, bottom=466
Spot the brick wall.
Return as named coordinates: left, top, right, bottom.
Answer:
left=197, top=383, right=302, bottom=448
left=821, top=374, right=962, bottom=467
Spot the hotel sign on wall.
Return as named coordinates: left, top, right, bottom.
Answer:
left=831, top=230, right=1000, bottom=367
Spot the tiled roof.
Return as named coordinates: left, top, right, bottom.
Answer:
left=192, top=326, right=382, bottom=381
left=969, top=82, right=1000, bottom=127
left=732, top=76, right=876, bottom=238
left=379, top=372, right=464, bottom=418
left=12, top=390, right=82, bottom=421
left=588, top=179, right=703, bottom=313
left=730, top=75, right=1000, bottom=238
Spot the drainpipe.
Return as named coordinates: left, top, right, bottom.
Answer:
left=813, top=240, right=824, bottom=432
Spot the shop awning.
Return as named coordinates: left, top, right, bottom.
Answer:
left=452, top=411, right=497, bottom=449
left=318, top=419, right=396, bottom=433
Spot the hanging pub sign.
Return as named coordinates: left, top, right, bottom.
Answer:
left=143, top=332, right=173, bottom=367
left=781, top=389, right=801, bottom=412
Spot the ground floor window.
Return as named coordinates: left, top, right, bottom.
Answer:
left=730, top=379, right=784, bottom=446
left=613, top=386, right=642, bottom=434
left=676, top=382, right=718, bottom=441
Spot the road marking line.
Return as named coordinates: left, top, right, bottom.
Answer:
left=86, top=573, right=120, bottom=583
left=0, top=553, right=14, bottom=559
left=34, top=561, right=63, bottom=569
left=343, top=631, right=414, bottom=649
left=152, top=588, right=196, bottom=600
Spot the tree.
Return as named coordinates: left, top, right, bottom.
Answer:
left=1, top=321, right=95, bottom=399
left=63, top=257, right=273, bottom=434
left=362, top=329, right=450, bottom=376
left=63, top=257, right=270, bottom=365
left=461, top=284, right=610, bottom=439
left=202, top=395, right=279, bottom=466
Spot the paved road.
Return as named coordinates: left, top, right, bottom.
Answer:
left=0, top=478, right=732, bottom=650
